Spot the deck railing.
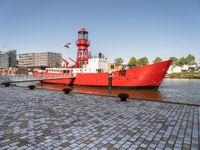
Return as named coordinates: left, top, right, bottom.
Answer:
left=0, top=74, right=74, bottom=84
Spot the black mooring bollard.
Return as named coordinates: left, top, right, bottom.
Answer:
left=118, top=93, right=129, bottom=101
left=2, top=82, right=11, bottom=87
left=63, top=88, right=71, bottom=94
left=28, top=85, right=36, bottom=90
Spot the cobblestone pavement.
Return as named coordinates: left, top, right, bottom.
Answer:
left=0, top=86, right=199, bottom=150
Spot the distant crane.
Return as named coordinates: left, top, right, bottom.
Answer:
left=68, top=57, right=76, bottom=68
left=60, top=56, right=69, bottom=68
left=68, top=57, right=76, bottom=63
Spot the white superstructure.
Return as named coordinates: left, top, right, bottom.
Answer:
left=73, top=57, right=108, bottom=74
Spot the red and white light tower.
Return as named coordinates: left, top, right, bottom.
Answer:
left=75, top=28, right=90, bottom=68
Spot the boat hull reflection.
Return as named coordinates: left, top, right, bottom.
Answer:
left=38, top=83, right=163, bottom=101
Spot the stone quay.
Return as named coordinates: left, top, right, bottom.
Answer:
left=0, top=86, right=199, bottom=150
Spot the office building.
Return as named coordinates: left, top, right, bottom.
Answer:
left=18, top=52, right=62, bottom=67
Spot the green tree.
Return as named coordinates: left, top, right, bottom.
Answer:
left=177, top=57, right=186, bottom=68
left=114, top=57, right=124, bottom=65
left=54, top=61, right=61, bottom=68
left=185, top=54, right=196, bottom=66
left=128, top=57, right=137, bottom=66
left=137, top=57, right=149, bottom=66
left=169, top=57, right=178, bottom=66
left=153, top=57, right=162, bottom=64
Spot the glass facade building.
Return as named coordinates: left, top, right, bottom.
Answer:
left=0, top=50, right=17, bottom=69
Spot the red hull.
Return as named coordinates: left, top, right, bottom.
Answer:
left=35, top=60, right=172, bottom=89
left=41, top=78, right=74, bottom=85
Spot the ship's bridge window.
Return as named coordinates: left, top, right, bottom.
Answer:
left=96, top=69, right=102, bottom=73
left=85, top=33, right=88, bottom=39
left=78, top=32, right=88, bottom=39
left=78, top=34, right=83, bottom=39
left=63, top=70, right=69, bottom=74
left=120, top=68, right=126, bottom=76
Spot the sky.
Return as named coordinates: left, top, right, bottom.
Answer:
left=0, top=0, right=200, bottom=64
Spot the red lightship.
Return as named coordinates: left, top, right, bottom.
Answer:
left=34, top=28, right=172, bottom=89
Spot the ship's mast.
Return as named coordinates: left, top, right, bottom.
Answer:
left=75, top=28, right=90, bottom=68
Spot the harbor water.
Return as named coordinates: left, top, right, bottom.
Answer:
left=15, top=78, right=200, bottom=105
left=160, top=78, right=200, bottom=105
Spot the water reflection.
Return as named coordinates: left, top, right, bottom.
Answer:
left=14, top=79, right=200, bottom=105
left=37, top=83, right=163, bottom=101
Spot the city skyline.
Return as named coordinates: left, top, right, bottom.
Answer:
left=0, top=0, right=200, bottom=63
